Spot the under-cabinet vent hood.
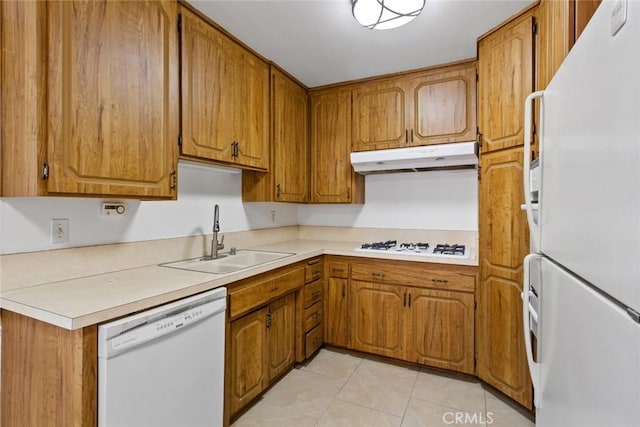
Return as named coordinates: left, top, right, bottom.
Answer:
left=350, top=141, right=478, bottom=174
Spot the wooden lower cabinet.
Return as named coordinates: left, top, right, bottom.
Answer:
left=267, top=293, right=296, bottom=381
left=324, top=276, right=349, bottom=347
left=1, top=310, right=98, bottom=427
left=324, top=256, right=476, bottom=375
left=406, top=288, right=475, bottom=374
left=350, top=281, right=405, bottom=358
left=230, top=307, right=269, bottom=415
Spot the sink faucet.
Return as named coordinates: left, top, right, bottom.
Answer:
left=208, top=204, right=225, bottom=260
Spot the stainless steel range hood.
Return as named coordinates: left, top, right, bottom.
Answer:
left=350, top=141, right=478, bottom=174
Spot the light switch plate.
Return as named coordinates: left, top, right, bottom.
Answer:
left=51, top=219, right=69, bottom=243
left=611, top=0, right=628, bottom=36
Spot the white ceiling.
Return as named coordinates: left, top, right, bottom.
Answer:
left=188, top=0, right=535, bottom=88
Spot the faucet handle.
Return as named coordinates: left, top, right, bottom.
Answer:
left=218, top=234, right=225, bottom=249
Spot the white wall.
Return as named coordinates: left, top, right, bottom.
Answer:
left=0, top=166, right=478, bottom=255
left=298, top=169, right=478, bottom=230
left=0, top=162, right=298, bottom=254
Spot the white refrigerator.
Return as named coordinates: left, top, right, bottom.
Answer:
left=521, top=1, right=640, bottom=426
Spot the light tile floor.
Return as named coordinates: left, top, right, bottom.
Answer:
left=232, top=348, right=535, bottom=427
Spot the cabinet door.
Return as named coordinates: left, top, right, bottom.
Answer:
left=267, top=294, right=296, bottom=381
left=409, top=62, right=477, bottom=146
left=406, top=288, right=474, bottom=374
left=47, top=0, right=178, bottom=198
left=352, top=81, right=407, bottom=151
left=230, top=307, right=268, bottom=415
left=180, top=8, right=234, bottom=163
left=350, top=281, right=405, bottom=358
left=575, top=0, right=601, bottom=40
left=537, top=0, right=573, bottom=91
left=233, top=50, right=269, bottom=170
left=311, top=89, right=364, bottom=203
left=272, top=69, right=309, bottom=202
left=325, top=277, right=349, bottom=347
left=478, top=147, right=532, bottom=409
left=478, top=12, right=535, bottom=153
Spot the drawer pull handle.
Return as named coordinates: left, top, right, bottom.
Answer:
left=403, top=292, right=407, bottom=307
left=312, top=290, right=322, bottom=298
left=432, top=279, right=448, bottom=284
left=372, top=272, right=385, bottom=278
left=332, top=268, right=345, bottom=273
left=312, top=313, right=320, bottom=320
left=342, top=284, right=346, bottom=297
left=307, top=259, right=320, bottom=266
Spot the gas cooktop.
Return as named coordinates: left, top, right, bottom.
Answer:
left=355, top=240, right=469, bottom=259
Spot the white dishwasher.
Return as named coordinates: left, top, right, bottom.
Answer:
left=98, top=287, right=226, bottom=427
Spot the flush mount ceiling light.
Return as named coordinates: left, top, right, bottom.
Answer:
left=352, top=0, right=426, bottom=30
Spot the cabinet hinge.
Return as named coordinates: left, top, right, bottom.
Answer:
left=266, top=310, right=272, bottom=328
left=41, top=163, right=49, bottom=180
left=475, top=71, right=479, bottom=82
left=477, top=165, right=482, bottom=182
left=474, top=357, right=477, bottom=367
left=532, top=20, right=538, bottom=35
left=178, top=135, right=183, bottom=146
left=170, top=170, right=177, bottom=191
left=177, top=13, right=182, bottom=33
left=474, top=300, right=477, bottom=310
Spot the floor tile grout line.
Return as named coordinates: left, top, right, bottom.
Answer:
left=400, top=365, right=420, bottom=426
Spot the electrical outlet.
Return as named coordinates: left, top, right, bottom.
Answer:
left=51, top=219, right=69, bottom=244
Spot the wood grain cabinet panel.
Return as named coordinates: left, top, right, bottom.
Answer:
left=267, top=293, right=296, bottom=382
left=242, top=67, right=308, bottom=202
left=352, top=82, right=407, bottom=151
left=310, top=88, right=364, bottom=204
left=409, top=62, right=477, bottom=146
left=350, top=281, right=405, bottom=358
left=352, top=60, right=477, bottom=152
left=406, top=288, right=474, bottom=374
left=180, top=7, right=268, bottom=171
left=1, top=0, right=179, bottom=198
left=325, top=276, right=350, bottom=347
left=230, top=307, right=268, bottom=415
left=478, top=12, right=535, bottom=153
left=477, top=147, right=532, bottom=409
left=1, top=311, right=97, bottom=427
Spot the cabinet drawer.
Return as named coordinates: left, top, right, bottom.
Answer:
left=229, top=267, right=304, bottom=318
left=328, top=262, right=349, bottom=278
left=304, top=301, right=323, bottom=331
left=305, top=258, right=323, bottom=283
left=305, top=325, right=323, bottom=358
left=351, top=262, right=474, bottom=292
left=303, top=279, right=324, bottom=308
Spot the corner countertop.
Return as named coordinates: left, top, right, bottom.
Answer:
left=0, top=239, right=477, bottom=330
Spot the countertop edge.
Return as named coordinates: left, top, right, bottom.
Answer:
left=1, top=243, right=478, bottom=330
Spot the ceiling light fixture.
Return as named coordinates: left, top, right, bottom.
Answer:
left=352, top=0, right=426, bottom=30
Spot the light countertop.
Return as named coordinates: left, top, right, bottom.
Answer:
left=0, top=239, right=477, bottom=330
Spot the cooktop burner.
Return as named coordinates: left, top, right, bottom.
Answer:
left=356, top=241, right=468, bottom=258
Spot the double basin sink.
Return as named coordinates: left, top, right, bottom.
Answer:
left=160, top=250, right=294, bottom=274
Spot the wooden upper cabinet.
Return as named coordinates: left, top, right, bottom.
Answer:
left=537, top=0, right=601, bottom=90
left=352, top=81, right=407, bottom=151
left=242, top=67, right=308, bottom=203
left=478, top=12, right=535, bottom=153
left=352, top=60, right=477, bottom=152
left=409, top=61, right=477, bottom=146
left=179, top=7, right=268, bottom=171
left=1, top=0, right=179, bottom=198
left=180, top=8, right=234, bottom=162
left=310, top=88, right=364, bottom=204
left=272, top=68, right=309, bottom=202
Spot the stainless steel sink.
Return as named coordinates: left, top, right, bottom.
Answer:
left=160, top=250, right=295, bottom=274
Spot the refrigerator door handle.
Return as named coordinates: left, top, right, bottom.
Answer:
left=523, top=91, right=544, bottom=251
left=522, top=253, right=542, bottom=408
